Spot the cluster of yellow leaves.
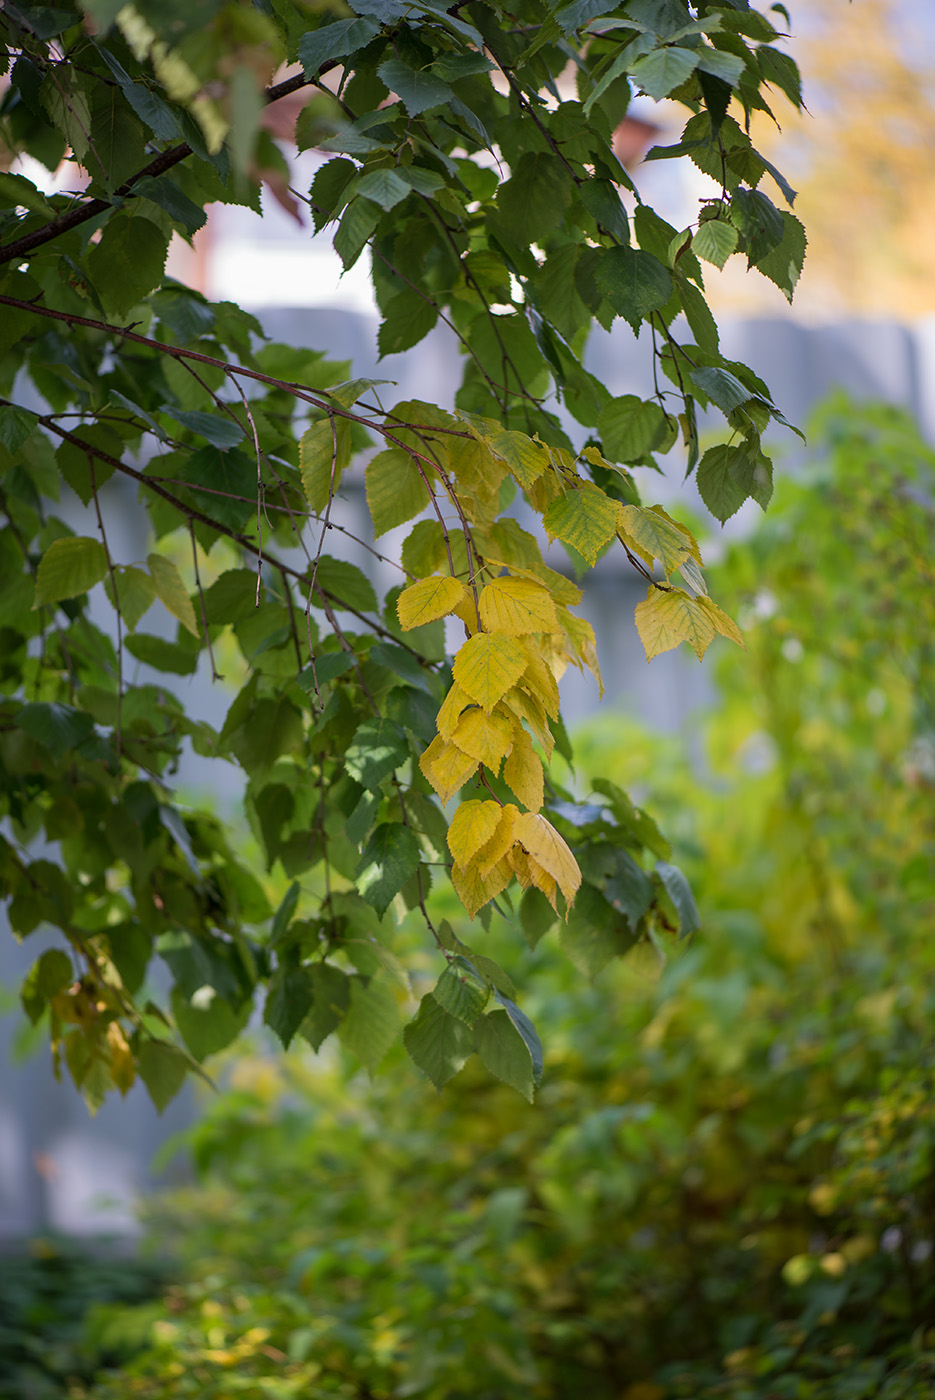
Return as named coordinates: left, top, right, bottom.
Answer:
left=397, top=569, right=583, bottom=919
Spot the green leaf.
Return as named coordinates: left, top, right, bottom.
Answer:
left=365, top=447, right=430, bottom=536
left=377, top=293, right=438, bottom=357
left=264, top=966, right=316, bottom=1049
left=179, top=446, right=255, bottom=531
left=497, top=994, right=544, bottom=1086
left=172, top=987, right=250, bottom=1061
left=86, top=213, right=170, bottom=318
left=753, top=210, right=806, bottom=302
left=729, top=187, right=785, bottom=265
left=599, top=395, right=674, bottom=462
left=543, top=483, right=621, bottom=566
left=0, top=405, right=38, bottom=454
left=338, top=974, right=400, bottom=1074
left=497, top=151, right=573, bottom=244
left=333, top=196, right=382, bottom=269
left=345, top=716, right=410, bottom=788
left=561, top=881, right=637, bottom=977
left=520, top=886, right=556, bottom=947
left=596, top=246, right=673, bottom=331
left=579, top=179, right=630, bottom=244
left=474, top=1007, right=535, bottom=1102
left=432, top=959, right=488, bottom=1025
left=17, top=701, right=94, bottom=760
left=138, top=1039, right=188, bottom=1114
left=403, top=993, right=474, bottom=1088
left=299, top=417, right=352, bottom=512
left=376, top=58, right=453, bottom=116
left=162, top=407, right=245, bottom=449
left=22, top=949, right=74, bottom=1024
left=689, top=366, right=753, bottom=414
left=629, top=46, right=699, bottom=100
left=147, top=553, right=200, bottom=637
left=34, top=536, right=109, bottom=607
left=124, top=632, right=199, bottom=675
left=270, top=882, right=300, bottom=948
left=313, top=556, right=378, bottom=613
left=655, top=860, right=700, bottom=936
left=300, top=964, right=351, bottom=1051
left=356, top=823, right=422, bottom=917
left=757, top=45, right=802, bottom=109
left=106, top=565, right=156, bottom=629
left=697, top=440, right=773, bottom=521
left=354, top=168, right=411, bottom=211
left=692, top=218, right=739, bottom=269
left=298, top=17, right=381, bottom=77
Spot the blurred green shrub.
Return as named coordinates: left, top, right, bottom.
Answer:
left=72, top=399, right=935, bottom=1399
left=0, top=1236, right=166, bottom=1399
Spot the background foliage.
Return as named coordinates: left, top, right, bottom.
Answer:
left=47, top=399, right=934, bottom=1400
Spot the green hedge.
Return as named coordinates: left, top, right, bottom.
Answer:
left=68, top=399, right=935, bottom=1399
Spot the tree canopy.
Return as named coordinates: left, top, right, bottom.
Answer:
left=0, top=0, right=806, bottom=1112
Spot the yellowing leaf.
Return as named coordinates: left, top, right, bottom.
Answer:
left=542, top=483, right=623, bottom=566
left=452, top=632, right=527, bottom=712
left=451, top=855, right=512, bottom=920
left=502, top=688, right=554, bottom=758
left=527, top=857, right=558, bottom=910
left=300, top=416, right=351, bottom=513
left=619, top=504, right=702, bottom=576
left=696, top=595, right=745, bottom=648
left=519, top=645, right=560, bottom=719
left=447, top=433, right=508, bottom=504
left=479, top=576, right=559, bottom=637
left=488, top=430, right=551, bottom=490
left=447, top=799, right=503, bottom=867
left=452, top=589, right=480, bottom=633
left=397, top=576, right=467, bottom=630
left=147, top=553, right=199, bottom=636
left=451, top=706, right=513, bottom=770
left=513, top=812, right=581, bottom=906
left=483, top=555, right=583, bottom=607
left=634, top=585, right=718, bottom=661
left=365, top=447, right=431, bottom=537
left=419, top=734, right=479, bottom=805
left=476, top=802, right=519, bottom=876
left=436, top=683, right=470, bottom=740
left=557, top=606, right=603, bottom=696
left=502, top=724, right=544, bottom=812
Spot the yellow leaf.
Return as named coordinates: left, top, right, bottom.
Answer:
left=634, top=585, right=717, bottom=661
left=147, top=553, right=199, bottom=636
left=299, top=417, right=351, bottom=513
left=488, top=430, right=551, bottom=490
left=397, top=576, right=468, bottom=631
left=508, top=845, right=532, bottom=888
left=479, top=576, right=559, bottom=637
left=696, top=596, right=744, bottom=648
left=419, top=735, right=479, bottom=805
left=619, top=504, right=701, bottom=576
left=452, top=589, right=480, bottom=633
left=484, top=556, right=584, bottom=607
left=447, top=799, right=503, bottom=867
left=451, top=855, right=512, bottom=920
left=451, top=706, right=514, bottom=770
left=502, top=688, right=554, bottom=758
left=542, top=483, right=624, bottom=566
left=106, top=1020, right=135, bottom=1094
left=527, top=857, right=558, bottom=911
left=453, top=632, right=527, bottom=712
left=502, top=724, right=544, bottom=812
left=513, top=812, right=581, bottom=906
left=476, top=803, right=519, bottom=876
left=447, top=433, right=508, bottom=503
left=557, top=606, right=603, bottom=696
left=436, top=683, right=470, bottom=740
left=518, top=644, right=560, bottom=719
left=365, top=447, right=431, bottom=537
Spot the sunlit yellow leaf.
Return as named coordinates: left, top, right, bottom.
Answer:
left=619, top=504, right=702, bottom=576
left=447, top=799, right=503, bottom=868
left=519, top=644, right=560, bottom=719
left=436, top=683, right=470, bottom=740
left=479, top=576, right=559, bottom=637
left=451, top=706, right=514, bottom=770
left=513, top=812, right=581, bottom=906
left=451, top=855, right=512, bottom=919
left=508, top=845, right=532, bottom=888
left=527, top=857, right=558, bottom=910
left=502, top=688, right=554, bottom=758
left=453, top=632, right=527, bottom=712
left=397, top=575, right=468, bottom=631
left=476, top=803, right=519, bottom=876
left=696, top=596, right=744, bottom=648
left=502, top=724, right=544, bottom=812
left=452, top=589, right=480, bottom=633
left=419, top=735, right=479, bottom=805
left=542, top=483, right=624, bottom=566
left=634, top=585, right=717, bottom=661
left=483, top=555, right=583, bottom=607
